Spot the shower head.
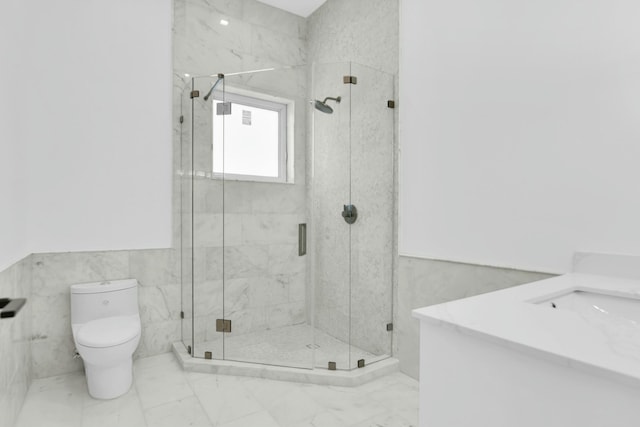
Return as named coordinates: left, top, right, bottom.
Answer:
left=314, top=96, right=341, bottom=114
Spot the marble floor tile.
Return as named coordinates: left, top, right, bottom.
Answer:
left=133, top=353, right=194, bottom=409
left=15, top=353, right=419, bottom=427
left=219, top=410, right=281, bottom=427
left=15, top=374, right=86, bottom=427
left=191, top=374, right=264, bottom=425
left=81, top=388, right=146, bottom=427
left=143, top=396, right=212, bottom=427
left=264, top=387, right=326, bottom=427
left=350, top=412, right=416, bottom=427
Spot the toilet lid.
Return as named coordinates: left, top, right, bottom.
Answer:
left=76, top=315, right=141, bottom=348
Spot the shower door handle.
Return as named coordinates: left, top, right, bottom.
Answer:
left=298, top=224, right=307, bottom=256
left=342, top=204, right=358, bottom=225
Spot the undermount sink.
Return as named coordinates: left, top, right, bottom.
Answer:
left=535, top=289, right=640, bottom=325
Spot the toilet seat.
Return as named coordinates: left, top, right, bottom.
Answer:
left=76, top=315, right=140, bottom=348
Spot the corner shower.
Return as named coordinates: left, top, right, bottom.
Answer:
left=176, top=62, right=395, bottom=374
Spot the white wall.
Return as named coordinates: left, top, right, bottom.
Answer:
left=0, top=0, right=29, bottom=271
left=14, top=0, right=173, bottom=256
left=400, top=0, right=640, bottom=273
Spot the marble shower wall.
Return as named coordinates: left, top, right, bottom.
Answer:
left=396, top=256, right=554, bottom=379
left=30, top=249, right=180, bottom=379
left=307, top=0, right=399, bottom=363
left=173, top=0, right=309, bottom=350
left=0, top=256, right=32, bottom=427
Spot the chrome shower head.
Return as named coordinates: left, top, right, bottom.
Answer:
left=314, top=96, right=341, bottom=114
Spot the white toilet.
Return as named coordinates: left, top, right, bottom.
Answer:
left=70, top=279, right=141, bottom=399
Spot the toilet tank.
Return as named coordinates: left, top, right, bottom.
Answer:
left=70, top=279, right=139, bottom=325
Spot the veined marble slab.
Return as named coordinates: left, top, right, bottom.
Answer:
left=413, top=273, right=640, bottom=387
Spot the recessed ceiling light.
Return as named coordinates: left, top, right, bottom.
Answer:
left=220, top=19, right=229, bottom=26
left=184, top=73, right=190, bottom=77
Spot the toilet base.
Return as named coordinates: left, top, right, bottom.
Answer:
left=85, top=358, right=133, bottom=399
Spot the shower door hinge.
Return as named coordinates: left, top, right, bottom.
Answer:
left=216, top=102, right=232, bottom=116
left=357, top=359, right=365, bottom=368
left=187, top=345, right=192, bottom=355
left=386, top=323, right=393, bottom=331
left=190, top=90, right=200, bottom=99
left=179, top=115, right=184, bottom=124
left=180, top=311, right=184, bottom=319
left=387, top=100, right=395, bottom=109
left=343, top=75, right=358, bottom=85
left=216, top=319, right=232, bottom=333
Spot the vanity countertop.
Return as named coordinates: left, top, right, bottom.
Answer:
left=413, top=273, right=640, bottom=387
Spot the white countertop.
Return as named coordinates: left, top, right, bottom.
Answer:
left=413, top=273, right=640, bottom=387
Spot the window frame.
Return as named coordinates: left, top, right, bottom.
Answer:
left=211, top=89, right=290, bottom=184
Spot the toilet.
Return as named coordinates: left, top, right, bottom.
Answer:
left=70, top=279, right=141, bottom=399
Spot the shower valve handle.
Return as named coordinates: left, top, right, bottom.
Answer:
left=342, top=204, right=358, bottom=225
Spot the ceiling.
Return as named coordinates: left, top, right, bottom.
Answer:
left=255, top=0, right=327, bottom=18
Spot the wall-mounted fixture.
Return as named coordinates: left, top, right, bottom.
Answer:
left=0, top=297, right=26, bottom=318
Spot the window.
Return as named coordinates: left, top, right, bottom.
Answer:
left=212, top=90, right=290, bottom=183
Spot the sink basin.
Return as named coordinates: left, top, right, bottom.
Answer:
left=536, top=289, right=640, bottom=325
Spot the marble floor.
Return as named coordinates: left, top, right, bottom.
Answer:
left=14, top=353, right=418, bottom=427
left=195, top=324, right=389, bottom=370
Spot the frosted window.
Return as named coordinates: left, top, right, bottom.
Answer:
left=212, top=92, right=287, bottom=182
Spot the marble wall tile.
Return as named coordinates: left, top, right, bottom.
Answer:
left=396, top=256, right=555, bottom=379
left=242, top=0, right=306, bottom=40
left=308, top=0, right=399, bottom=76
left=26, top=249, right=183, bottom=379
left=31, top=334, right=83, bottom=380
left=0, top=256, right=32, bottom=427
left=129, top=249, right=178, bottom=288
left=223, top=245, right=269, bottom=279
left=32, top=251, right=130, bottom=297
left=240, top=214, right=300, bottom=245
left=136, top=319, right=181, bottom=359
left=250, top=26, right=306, bottom=66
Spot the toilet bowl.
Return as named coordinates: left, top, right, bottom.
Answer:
left=70, top=279, right=141, bottom=399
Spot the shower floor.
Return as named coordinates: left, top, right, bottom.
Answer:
left=192, top=324, right=389, bottom=371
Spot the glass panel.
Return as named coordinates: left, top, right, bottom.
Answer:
left=349, top=63, right=395, bottom=368
left=311, top=62, right=352, bottom=371
left=177, top=74, right=193, bottom=354
left=191, top=75, right=225, bottom=360
left=222, top=66, right=312, bottom=369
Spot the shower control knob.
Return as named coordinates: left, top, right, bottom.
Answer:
left=342, top=204, right=358, bottom=225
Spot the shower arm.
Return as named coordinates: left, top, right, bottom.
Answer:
left=322, top=96, right=341, bottom=104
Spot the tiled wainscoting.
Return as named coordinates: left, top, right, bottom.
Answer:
left=395, top=256, right=554, bottom=379
left=0, top=248, right=180, bottom=427
left=30, top=249, right=180, bottom=378
left=0, top=256, right=32, bottom=427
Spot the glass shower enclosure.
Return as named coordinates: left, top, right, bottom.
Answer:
left=177, top=62, right=395, bottom=371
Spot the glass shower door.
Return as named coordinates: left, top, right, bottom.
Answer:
left=178, top=75, right=194, bottom=355
left=220, top=67, right=312, bottom=369
left=349, top=63, right=395, bottom=368
left=311, top=62, right=353, bottom=370
left=189, top=74, right=225, bottom=360
left=312, top=61, right=395, bottom=371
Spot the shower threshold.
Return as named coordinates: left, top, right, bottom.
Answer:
left=171, top=325, right=398, bottom=386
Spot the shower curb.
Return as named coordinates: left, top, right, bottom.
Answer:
left=171, top=342, right=399, bottom=386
